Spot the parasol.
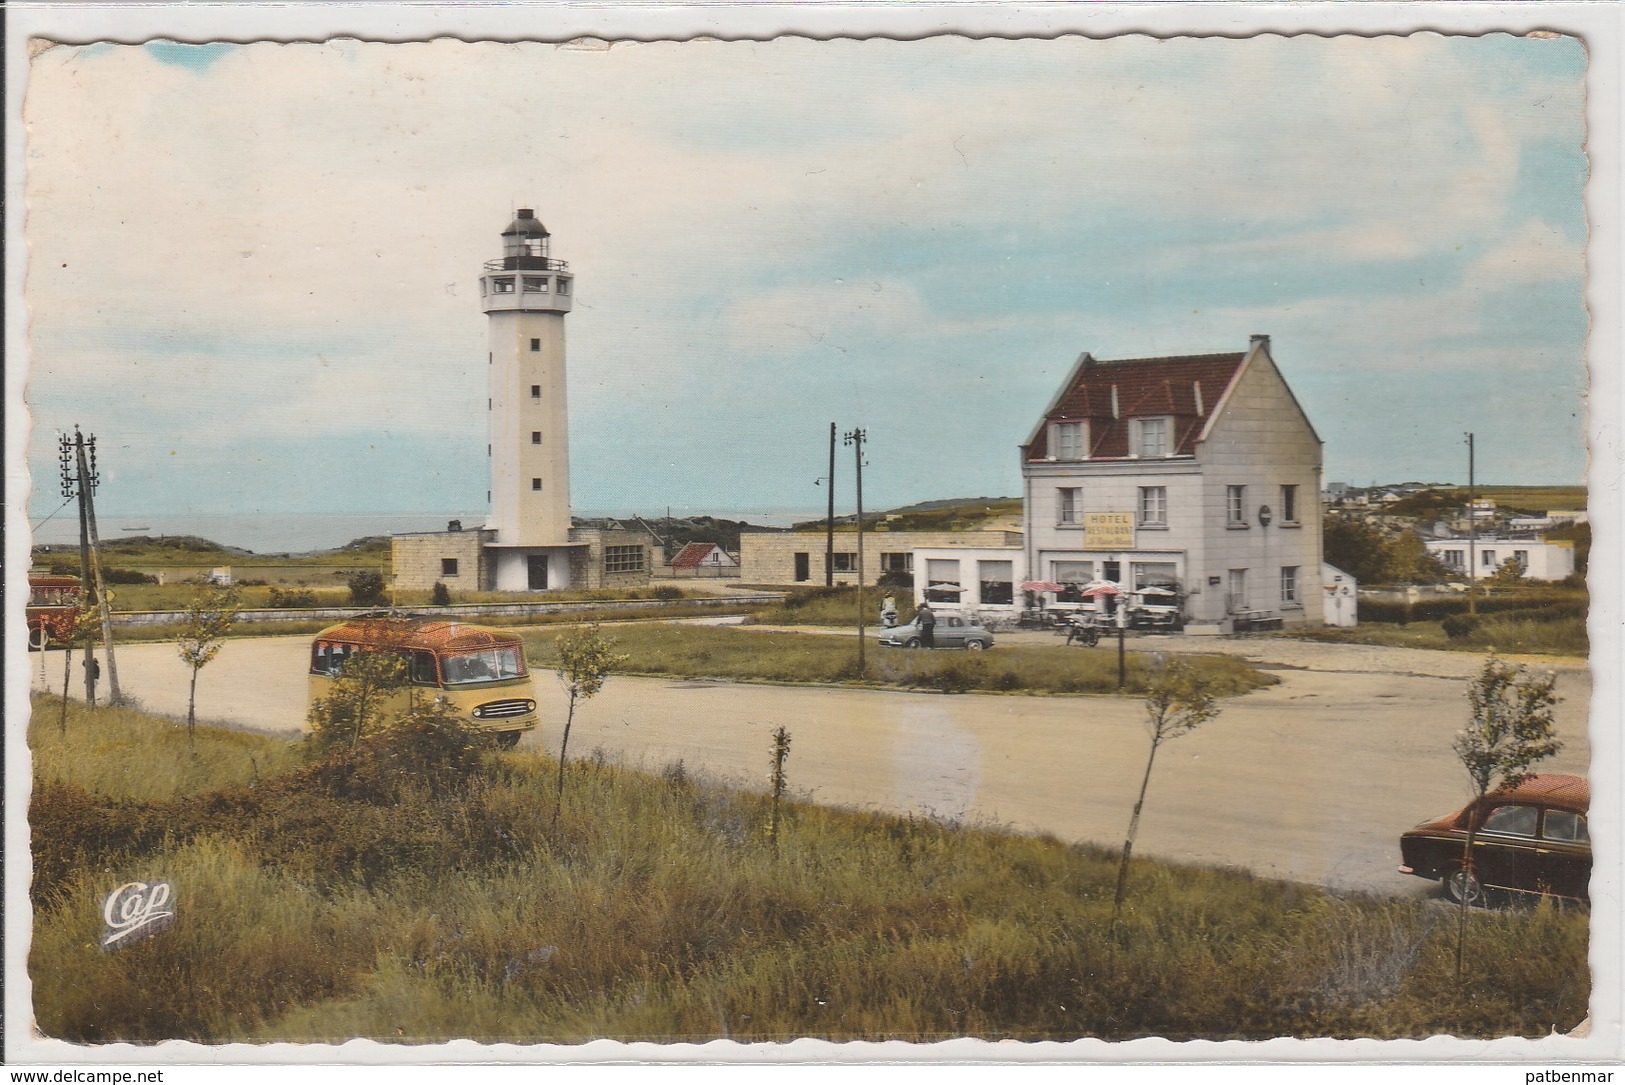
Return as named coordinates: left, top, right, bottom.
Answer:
left=1019, top=580, right=1066, bottom=593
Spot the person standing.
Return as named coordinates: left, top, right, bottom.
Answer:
left=916, top=599, right=936, bottom=648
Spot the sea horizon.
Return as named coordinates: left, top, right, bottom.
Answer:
left=25, top=508, right=826, bottom=556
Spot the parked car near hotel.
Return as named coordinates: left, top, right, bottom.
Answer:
left=1398, top=774, right=1589, bottom=905
left=878, top=615, right=995, bottom=650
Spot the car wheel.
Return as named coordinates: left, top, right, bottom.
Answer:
left=496, top=731, right=522, bottom=750
left=905, top=637, right=921, bottom=649
left=1445, top=868, right=1486, bottom=906
left=965, top=639, right=986, bottom=651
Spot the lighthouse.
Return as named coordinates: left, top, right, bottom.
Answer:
left=482, top=209, right=575, bottom=590
left=390, top=208, right=652, bottom=595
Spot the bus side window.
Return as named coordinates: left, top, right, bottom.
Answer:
left=412, top=651, right=438, bottom=686
left=312, top=642, right=330, bottom=675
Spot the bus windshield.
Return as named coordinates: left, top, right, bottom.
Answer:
left=441, top=646, right=527, bottom=685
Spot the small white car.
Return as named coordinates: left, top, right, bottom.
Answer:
left=878, top=615, right=995, bottom=650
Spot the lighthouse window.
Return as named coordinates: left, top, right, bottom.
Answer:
left=522, top=277, right=548, bottom=293
left=556, top=278, right=571, bottom=296
left=530, top=338, right=541, bottom=351
left=532, top=478, right=543, bottom=491
left=531, top=385, right=541, bottom=398
left=531, top=432, right=542, bottom=444
left=493, top=277, right=516, bottom=294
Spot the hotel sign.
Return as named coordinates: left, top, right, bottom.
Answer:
left=1084, top=512, right=1135, bottom=550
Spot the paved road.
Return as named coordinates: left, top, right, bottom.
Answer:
left=31, top=633, right=1590, bottom=897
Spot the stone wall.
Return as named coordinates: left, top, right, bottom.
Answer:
left=569, top=527, right=656, bottom=590
left=391, top=530, right=494, bottom=592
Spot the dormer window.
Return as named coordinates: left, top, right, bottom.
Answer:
left=1134, top=417, right=1170, bottom=458
left=1050, top=421, right=1086, bottom=460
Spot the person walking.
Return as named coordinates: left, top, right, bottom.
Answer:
left=916, top=599, right=936, bottom=648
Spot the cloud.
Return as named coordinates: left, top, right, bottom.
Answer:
left=18, top=33, right=1590, bottom=513
left=1466, top=218, right=1586, bottom=287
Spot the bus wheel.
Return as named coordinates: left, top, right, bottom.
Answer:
left=496, top=731, right=522, bottom=750
left=28, top=626, right=49, bottom=651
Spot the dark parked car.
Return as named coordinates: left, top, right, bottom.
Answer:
left=878, top=615, right=995, bottom=650
left=1399, top=773, right=1589, bottom=905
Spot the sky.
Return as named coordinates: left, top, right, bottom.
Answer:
left=18, top=31, right=1591, bottom=521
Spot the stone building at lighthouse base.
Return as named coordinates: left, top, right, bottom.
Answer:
left=392, top=523, right=653, bottom=594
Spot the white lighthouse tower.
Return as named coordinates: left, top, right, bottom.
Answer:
left=482, top=208, right=576, bottom=590
left=390, top=208, right=651, bottom=595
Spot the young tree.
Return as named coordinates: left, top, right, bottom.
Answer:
left=552, top=624, right=627, bottom=824
left=58, top=599, right=103, bottom=735
left=348, top=569, right=387, bottom=606
left=767, top=726, right=793, bottom=853
left=175, top=586, right=240, bottom=746
left=1450, top=654, right=1562, bottom=979
left=308, top=647, right=412, bottom=749
left=1108, top=660, right=1221, bottom=970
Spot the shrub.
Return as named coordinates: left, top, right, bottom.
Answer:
left=268, top=587, right=320, bottom=609
left=431, top=582, right=452, bottom=606
left=1360, top=591, right=1586, bottom=625
left=347, top=570, right=387, bottom=606
left=651, top=585, right=684, bottom=601
left=1441, top=614, right=1482, bottom=641
left=103, top=567, right=159, bottom=585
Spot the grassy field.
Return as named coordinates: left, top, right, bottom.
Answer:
left=1434, top=485, right=1586, bottom=512
left=1289, top=616, right=1588, bottom=657
left=28, top=695, right=1588, bottom=1044
left=520, top=623, right=1275, bottom=697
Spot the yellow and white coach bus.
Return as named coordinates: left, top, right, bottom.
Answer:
left=308, top=617, right=540, bottom=747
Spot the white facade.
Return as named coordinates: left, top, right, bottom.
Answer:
left=1424, top=537, right=1577, bottom=582
left=911, top=546, right=1026, bottom=624
left=1021, top=336, right=1325, bottom=630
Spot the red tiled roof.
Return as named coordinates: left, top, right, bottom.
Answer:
left=670, top=542, right=718, bottom=570
left=1025, top=351, right=1247, bottom=460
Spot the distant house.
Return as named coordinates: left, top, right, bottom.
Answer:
left=1424, top=537, right=1576, bottom=582
left=669, top=542, right=739, bottom=577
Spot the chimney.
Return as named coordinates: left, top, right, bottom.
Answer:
left=1249, top=334, right=1270, bottom=351
left=1111, top=385, right=1120, bottom=419
left=1194, top=381, right=1205, bottom=416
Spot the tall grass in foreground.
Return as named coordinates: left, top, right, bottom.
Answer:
left=29, top=696, right=1585, bottom=1044
left=30, top=696, right=304, bottom=800
left=522, top=624, right=1273, bottom=697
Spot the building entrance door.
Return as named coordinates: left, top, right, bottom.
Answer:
left=794, top=553, right=810, bottom=582
left=528, top=555, right=549, bottom=590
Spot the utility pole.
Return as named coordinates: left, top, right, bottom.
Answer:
left=826, top=423, right=836, bottom=587
left=845, top=427, right=867, bottom=671
left=60, top=427, right=121, bottom=705
left=1465, top=432, right=1477, bottom=616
